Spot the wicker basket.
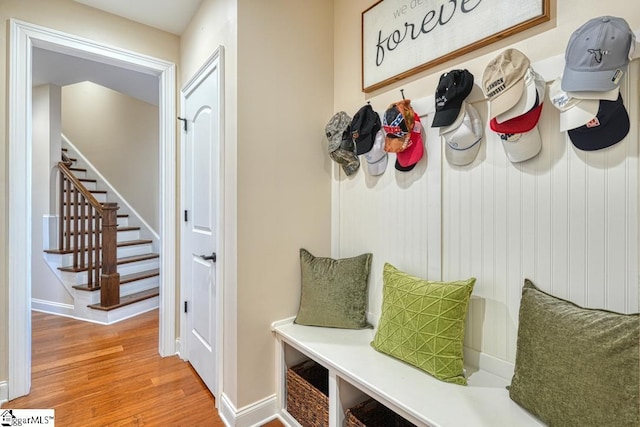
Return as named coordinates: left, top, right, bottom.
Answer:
left=286, top=360, right=329, bottom=427
left=345, top=398, right=417, bottom=427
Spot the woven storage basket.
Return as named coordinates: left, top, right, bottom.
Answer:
left=345, top=398, right=417, bottom=427
left=286, top=360, right=329, bottom=427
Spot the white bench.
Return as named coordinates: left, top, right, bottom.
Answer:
left=272, top=319, right=544, bottom=427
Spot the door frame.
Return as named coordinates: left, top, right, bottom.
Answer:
left=179, top=46, right=225, bottom=400
left=7, top=19, right=177, bottom=399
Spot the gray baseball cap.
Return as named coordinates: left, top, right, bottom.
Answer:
left=562, top=16, right=635, bottom=92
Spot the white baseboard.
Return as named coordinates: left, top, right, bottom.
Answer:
left=31, top=299, right=75, bottom=318
left=0, top=381, right=8, bottom=406
left=219, top=392, right=279, bottom=427
left=464, top=346, right=515, bottom=381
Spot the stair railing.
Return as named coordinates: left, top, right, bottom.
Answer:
left=57, top=159, right=121, bottom=307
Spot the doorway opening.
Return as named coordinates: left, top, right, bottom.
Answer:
left=7, top=19, right=177, bottom=400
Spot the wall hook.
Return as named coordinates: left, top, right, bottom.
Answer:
left=400, top=89, right=405, bottom=100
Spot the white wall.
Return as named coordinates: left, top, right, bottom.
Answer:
left=333, top=0, right=640, bottom=366
left=32, top=84, right=74, bottom=307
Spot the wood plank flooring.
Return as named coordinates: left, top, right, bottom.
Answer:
left=3, top=310, right=285, bottom=427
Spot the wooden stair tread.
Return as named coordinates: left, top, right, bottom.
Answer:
left=69, top=167, right=86, bottom=172
left=72, top=268, right=159, bottom=291
left=59, top=253, right=159, bottom=272
left=87, top=287, right=159, bottom=311
left=63, top=226, right=140, bottom=237
left=44, top=239, right=153, bottom=255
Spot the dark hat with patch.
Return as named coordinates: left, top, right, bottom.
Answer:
left=432, top=69, right=474, bottom=128
left=567, top=93, right=629, bottom=151
left=350, top=104, right=381, bottom=155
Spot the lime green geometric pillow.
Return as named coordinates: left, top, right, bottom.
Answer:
left=294, top=249, right=373, bottom=329
left=371, top=263, right=475, bottom=385
left=509, top=279, right=640, bottom=426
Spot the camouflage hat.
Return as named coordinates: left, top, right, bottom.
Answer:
left=326, top=111, right=360, bottom=176
left=325, top=111, right=352, bottom=153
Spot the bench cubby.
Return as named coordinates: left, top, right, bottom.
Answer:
left=273, top=319, right=544, bottom=427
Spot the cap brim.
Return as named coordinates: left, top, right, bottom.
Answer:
left=488, top=78, right=525, bottom=119
left=355, top=134, right=374, bottom=155
left=366, top=152, right=388, bottom=176
left=567, top=87, right=619, bottom=101
left=499, top=126, right=542, bottom=163
left=567, top=98, right=630, bottom=151
left=445, top=139, right=481, bottom=166
left=395, top=158, right=416, bottom=172
left=432, top=102, right=463, bottom=128
left=561, top=65, right=627, bottom=92
left=490, top=103, right=543, bottom=134
left=559, top=98, right=599, bottom=131
left=439, top=104, right=466, bottom=136
left=495, top=75, right=538, bottom=123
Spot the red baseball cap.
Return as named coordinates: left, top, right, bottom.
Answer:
left=490, top=102, right=543, bottom=134
left=396, top=113, right=424, bottom=171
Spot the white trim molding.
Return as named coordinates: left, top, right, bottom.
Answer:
left=7, top=18, right=177, bottom=400
left=0, top=381, right=8, bottom=406
left=218, top=392, right=280, bottom=427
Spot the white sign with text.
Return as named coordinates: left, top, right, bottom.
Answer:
left=362, top=0, right=547, bottom=91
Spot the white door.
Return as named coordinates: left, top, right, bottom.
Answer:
left=180, top=48, right=223, bottom=396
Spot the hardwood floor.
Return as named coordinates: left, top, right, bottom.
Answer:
left=3, top=310, right=285, bottom=427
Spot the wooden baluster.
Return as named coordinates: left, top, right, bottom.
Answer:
left=95, top=215, right=101, bottom=289
left=100, top=204, right=120, bottom=307
left=58, top=172, right=64, bottom=251
left=65, top=177, right=72, bottom=251
left=79, top=190, right=86, bottom=270
left=73, top=188, right=80, bottom=269
left=87, top=207, right=94, bottom=289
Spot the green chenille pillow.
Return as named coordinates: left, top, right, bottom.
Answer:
left=509, top=279, right=640, bottom=427
left=294, top=249, right=373, bottom=329
left=371, top=263, right=475, bottom=385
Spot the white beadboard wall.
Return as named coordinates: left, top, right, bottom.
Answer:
left=332, top=54, right=639, bottom=365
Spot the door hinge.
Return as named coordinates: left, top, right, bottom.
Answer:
left=184, top=301, right=188, bottom=313
left=184, top=210, right=188, bottom=222
left=178, top=116, right=188, bottom=132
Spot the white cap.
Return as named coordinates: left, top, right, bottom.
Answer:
left=497, top=126, right=542, bottom=163
left=549, top=77, right=599, bottom=131
left=442, top=103, right=483, bottom=166
left=364, top=129, right=388, bottom=176
left=495, top=67, right=540, bottom=124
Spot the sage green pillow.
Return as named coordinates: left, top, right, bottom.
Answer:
left=371, top=263, right=475, bottom=385
left=509, top=279, right=640, bottom=427
left=294, top=249, right=373, bottom=329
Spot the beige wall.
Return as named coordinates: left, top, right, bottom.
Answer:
left=62, top=82, right=160, bottom=232
left=0, top=0, right=179, bottom=390
left=181, top=0, right=334, bottom=409
left=235, top=0, right=334, bottom=408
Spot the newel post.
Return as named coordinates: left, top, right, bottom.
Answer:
left=101, top=202, right=120, bottom=307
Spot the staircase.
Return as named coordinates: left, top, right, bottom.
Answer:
left=43, top=145, right=160, bottom=324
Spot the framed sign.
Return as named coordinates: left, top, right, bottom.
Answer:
left=362, top=0, right=550, bottom=92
